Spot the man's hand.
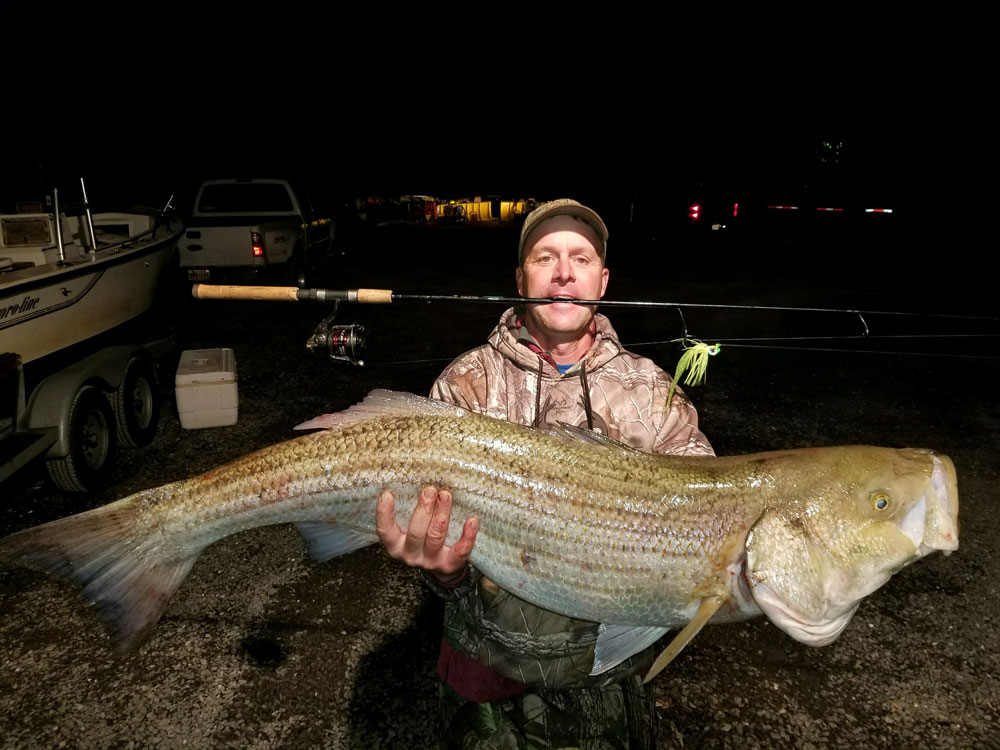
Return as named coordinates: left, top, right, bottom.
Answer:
left=376, top=486, right=478, bottom=584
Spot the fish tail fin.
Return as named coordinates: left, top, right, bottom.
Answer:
left=0, top=493, right=199, bottom=650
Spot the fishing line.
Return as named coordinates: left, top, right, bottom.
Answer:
left=623, top=339, right=1000, bottom=361
left=694, top=343, right=1000, bottom=361
left=393, top=294, right=1000, bottom=323
left=627, top=332, right=1000, bottom=345
left=367, top=332, right=1000, bottom=368
left=369, top=346, right=1000, bottom=368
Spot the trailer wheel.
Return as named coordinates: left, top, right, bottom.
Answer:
left=113, top=357, right=160, bottom=448
left=47, top=385, right=118, bottom=493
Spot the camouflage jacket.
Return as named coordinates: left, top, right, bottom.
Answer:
left=428, top=308, right=714, bottom=696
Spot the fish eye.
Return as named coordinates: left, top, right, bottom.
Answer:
left=871, top=492, right=890, bottom=511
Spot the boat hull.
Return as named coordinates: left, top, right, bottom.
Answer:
left=0, top=215, right=181, bottom=364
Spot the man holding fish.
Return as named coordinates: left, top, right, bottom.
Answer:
left=377, top=198, right=714, bottom=748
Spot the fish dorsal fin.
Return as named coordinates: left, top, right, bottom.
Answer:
left=591, top=624, right=670, bottom=676
left=548, top=422, right=642, bottom=453
left=295, top=389, right=469, bottom=431
left=295, top=523, right=378, bottom=562
left=642, top=595, right=727, bottom=684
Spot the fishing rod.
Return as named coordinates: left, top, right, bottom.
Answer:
left=189, top=284, right=1000, bottom=367
left=190, top=284, right=1000, bottom=321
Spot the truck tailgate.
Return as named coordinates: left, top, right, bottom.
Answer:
left=177, top=226, right=261, bottom=269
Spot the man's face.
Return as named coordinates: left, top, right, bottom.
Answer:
left=515, top=215, right=609, bottom=341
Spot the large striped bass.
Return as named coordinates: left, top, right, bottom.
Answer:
left=0, top=390, right=959, bottom=681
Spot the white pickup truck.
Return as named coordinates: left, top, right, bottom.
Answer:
left=179, top=178, right=335, bottom=286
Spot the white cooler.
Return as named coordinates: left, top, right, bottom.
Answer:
left=175, top=348, right=238, bottom=429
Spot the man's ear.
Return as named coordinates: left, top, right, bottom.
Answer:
left=515, top=266, right=524, bottom=297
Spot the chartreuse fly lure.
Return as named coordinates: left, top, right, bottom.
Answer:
left=665, top=339, right=721, bottom=411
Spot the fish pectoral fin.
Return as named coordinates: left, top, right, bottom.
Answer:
left=591, top=624, right=670, bottom=676
left=295, top=523, right=378, bottom=562
left=642, top=595, right=727, bottom=684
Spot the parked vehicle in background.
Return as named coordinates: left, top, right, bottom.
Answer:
left=178, top=178, right=335, bottom=286
left=626, top=138, right=914, bottom=269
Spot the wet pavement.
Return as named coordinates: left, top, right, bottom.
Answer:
left=1, top=222, right=997, bottom=749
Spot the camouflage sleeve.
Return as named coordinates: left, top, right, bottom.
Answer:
left=650, top=374, right=715, bottom=457
left=429, top=376, right=476, bottom=410
left=429, top=348, right=488, bottom=411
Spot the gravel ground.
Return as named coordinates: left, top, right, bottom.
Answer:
left=1, top=223, right=997, bottom=749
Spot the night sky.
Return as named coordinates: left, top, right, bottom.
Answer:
left=1, top=3, right=967, bottom=227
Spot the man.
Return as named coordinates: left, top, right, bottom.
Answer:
left=376, top=199, right=714, bottom=748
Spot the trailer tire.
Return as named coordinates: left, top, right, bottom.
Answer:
left=47, top=385, right=118, bottom=492
left=113, top=357, right=160, bottom=448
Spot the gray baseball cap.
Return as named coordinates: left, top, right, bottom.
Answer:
left=518, top=198, right=609, bottom=264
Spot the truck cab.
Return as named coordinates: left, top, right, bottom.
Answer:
left=179, top=178, right=334, bottom=286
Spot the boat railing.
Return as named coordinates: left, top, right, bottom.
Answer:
left=2, top=181, right=176, bottom=270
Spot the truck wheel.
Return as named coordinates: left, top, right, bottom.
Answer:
left=113, top=357, right=160, bottom=448
left=47, top=385, right=118, bottom=492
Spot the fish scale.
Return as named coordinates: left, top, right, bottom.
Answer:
left=0, top=390, right=958, bottom=679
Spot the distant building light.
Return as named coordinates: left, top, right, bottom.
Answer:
left=688, top=204, right=700, bottom=220
left=816, top=207, right=845, bottom=211
left=732, top=203, right=739, bottom=217
left=767, top=205, right=798, bottom=210
left=865, top=208, right=893, bottom=213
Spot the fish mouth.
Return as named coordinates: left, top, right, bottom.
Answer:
left=750, top=585, right=859, bottom=647
left=903, top=453, right=959, bottom=556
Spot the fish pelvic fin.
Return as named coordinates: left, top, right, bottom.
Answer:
left=294, top=389, right=470, bottom=431
left=0, top=494, right=199, bottom=651
left=591, top=624, right=670, bottom=676
left=295, top=523, right=378, bottom=562
left=642, top=595, right=727, bottom=684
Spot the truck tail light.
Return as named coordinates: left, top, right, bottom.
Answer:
left=251, top=231, right=263, bottom=257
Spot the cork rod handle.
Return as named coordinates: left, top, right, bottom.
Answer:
left=191, top=284, right=300, bottom=302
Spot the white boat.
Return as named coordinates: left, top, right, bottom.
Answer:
left=1, top=193, right=182, bottom=492
left=0, top=207, right=182, bottom=364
